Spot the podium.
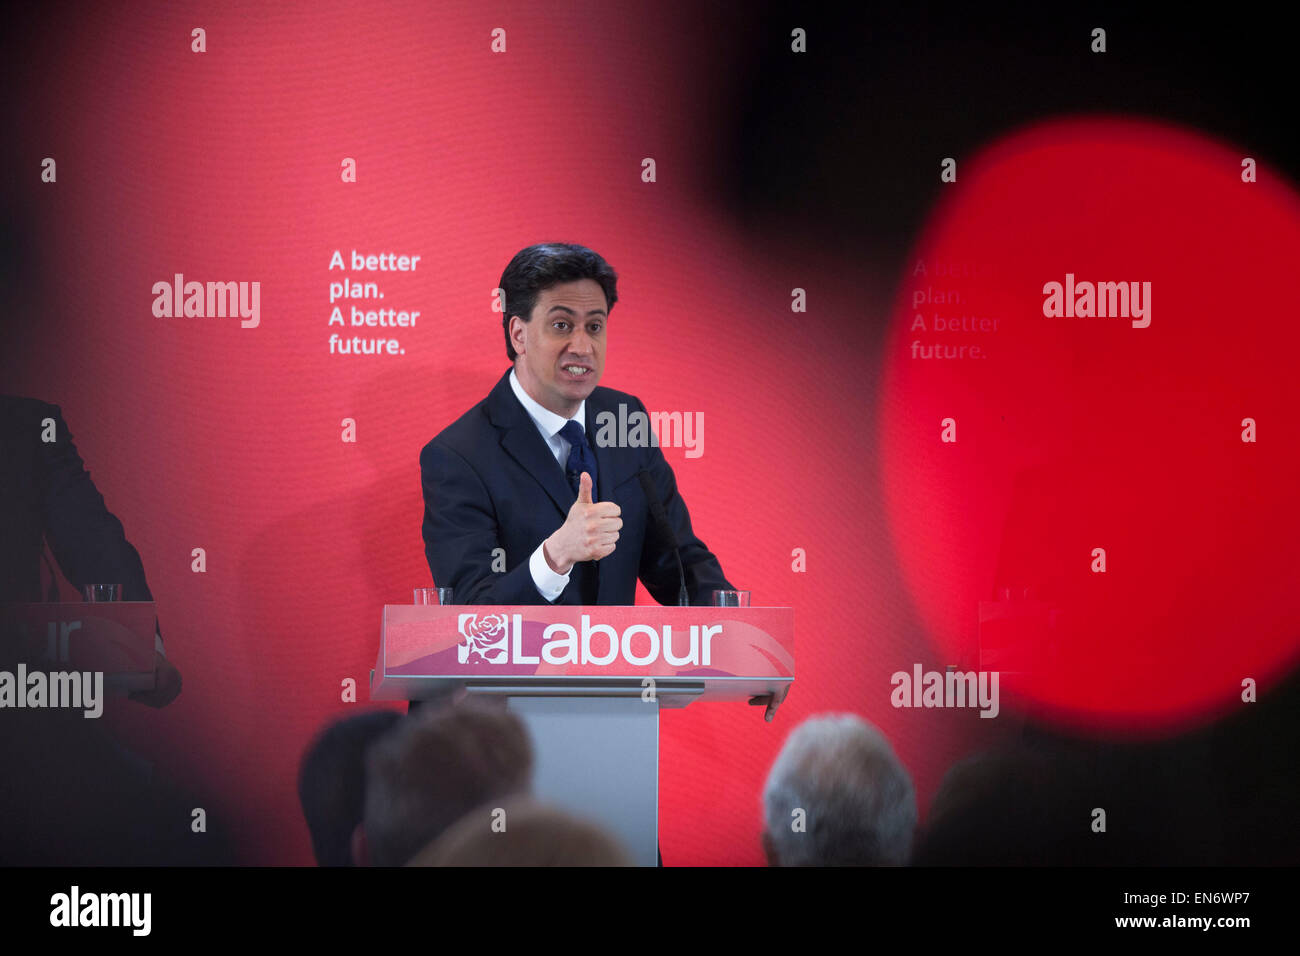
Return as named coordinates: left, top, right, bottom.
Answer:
left=372, top=604, right=794, bottom=865
left=1, top=602, right=157, bottom=695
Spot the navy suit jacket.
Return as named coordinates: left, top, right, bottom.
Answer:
left=420, top=369, right=732, bottom=606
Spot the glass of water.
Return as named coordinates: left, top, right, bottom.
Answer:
left=711, top=589, right=751, bottom=607
left=414, top=587, right=454, bottom=605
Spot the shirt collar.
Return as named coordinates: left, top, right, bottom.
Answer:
left=509, top=367, right=585, bottom=439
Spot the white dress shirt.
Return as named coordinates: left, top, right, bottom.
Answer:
left=508, top=368, right=587, bottom=602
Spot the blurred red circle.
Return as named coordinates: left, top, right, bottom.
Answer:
left=878, top=116, right=1300, bottom=736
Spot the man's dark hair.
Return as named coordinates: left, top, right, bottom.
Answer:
left=298, top=709, right=402, bottom=866
left=912, top=746, right=1097, bottom=865
left=499, top=243, right=619, bottom=361
left=362, top=699, right=533, bottom=867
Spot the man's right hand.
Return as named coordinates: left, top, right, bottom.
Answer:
left=543, top=472, right=622, bottom=574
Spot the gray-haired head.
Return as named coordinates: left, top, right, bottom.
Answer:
left=761, top=714, right=917, bottom=866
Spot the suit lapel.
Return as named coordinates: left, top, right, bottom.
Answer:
left=585, top=399, right=606, bottom=604
left=585, top=393, right=637, bottom=504
left=487, top=370, right=573, bottom=519
left=501, top=428, right=573, bottom=517
left=585, top=392, right=637, bottom=605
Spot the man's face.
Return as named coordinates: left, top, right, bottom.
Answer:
left=510, top=278, right=608, bottom=418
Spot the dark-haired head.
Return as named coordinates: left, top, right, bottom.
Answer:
left=499, top=243, right=618, bottom=362
left=298, top=709, right=403, bottom=866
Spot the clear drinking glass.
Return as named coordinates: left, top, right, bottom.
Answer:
left=414, top=587, right=455, bottom=605
left=711, top=589, right=751, bottom=607
left=82, top=583, right=121, bottom=602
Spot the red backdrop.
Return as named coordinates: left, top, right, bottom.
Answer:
left=17, top=2, right=1296, bottom=866
left=11, top=1, right=991, bottom=864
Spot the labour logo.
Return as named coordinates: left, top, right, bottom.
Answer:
left=457, top=613, right=510, bottom=664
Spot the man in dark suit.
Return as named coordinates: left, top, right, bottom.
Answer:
left=0, top=395, right=180, bottom=705
left=1, top=395, right=186, bottom=863
left=418, top=246, right=762, bottom=866
left=420, top=242, right=733, bottom=609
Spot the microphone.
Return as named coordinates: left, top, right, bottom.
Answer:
left=637, top=469, right=689, bottom=607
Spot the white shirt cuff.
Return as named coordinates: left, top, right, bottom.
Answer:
left=529, top=543, right=570, bottom=602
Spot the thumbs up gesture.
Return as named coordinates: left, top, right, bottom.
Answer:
left=543, top=472, right=622, bottom=574
left=576, top=470, right=595, bottom=505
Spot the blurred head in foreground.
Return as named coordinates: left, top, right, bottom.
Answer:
left=356, top=699, right=533, bottom=866
left=761, top=714, right=917, bottom=866
left=914, top=746, right=1095, bottom=865
left=408, top=796, right=631, bottom=867
left=298, top=709, right=402, bottom=866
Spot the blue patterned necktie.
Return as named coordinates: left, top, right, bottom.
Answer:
left=559, top=419, right=598, bottom=499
